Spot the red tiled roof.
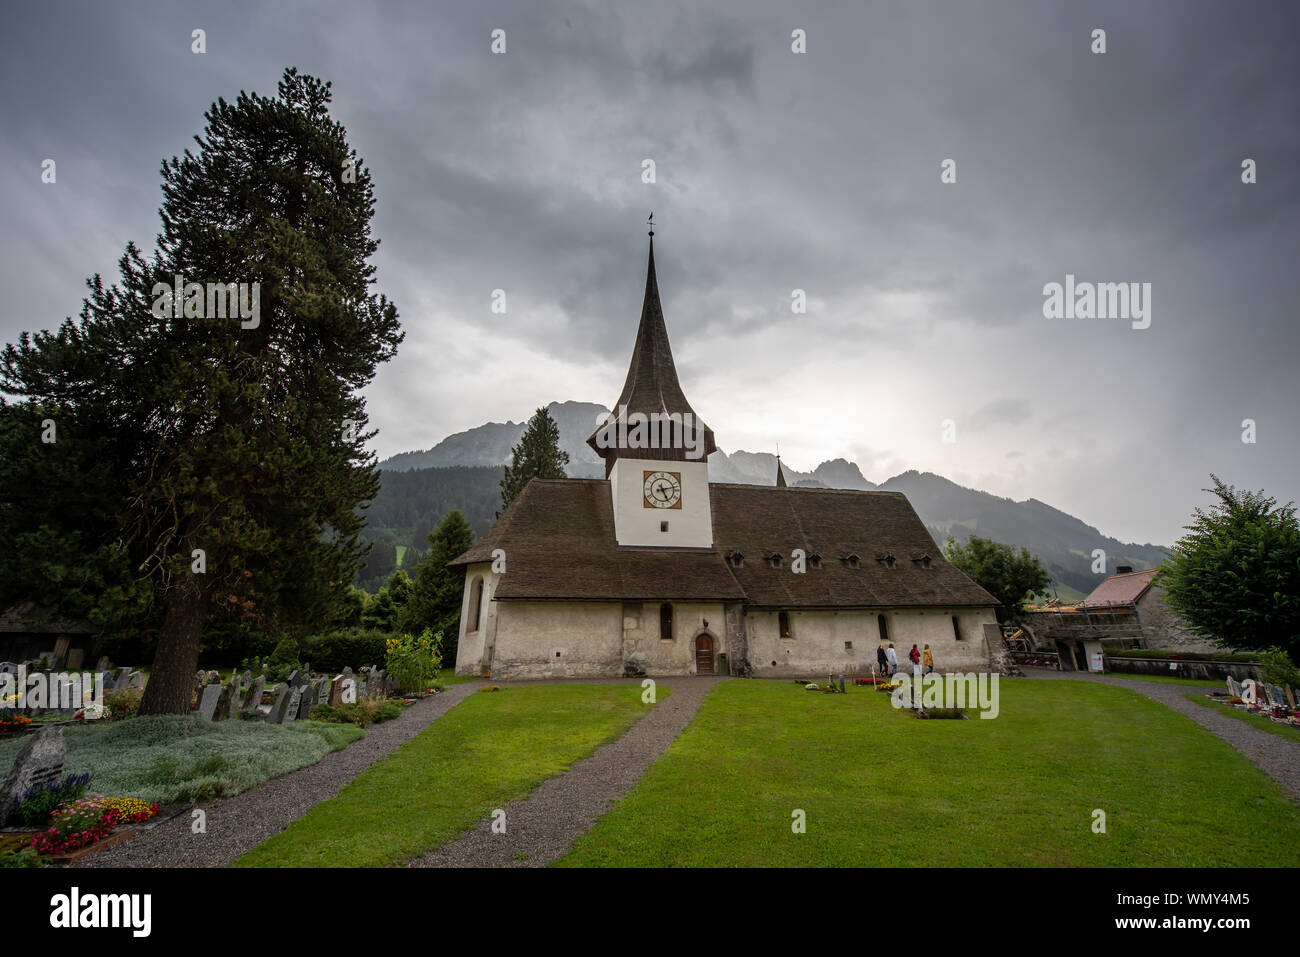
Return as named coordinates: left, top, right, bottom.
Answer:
left=1081, top=567, right=1158, bottom=608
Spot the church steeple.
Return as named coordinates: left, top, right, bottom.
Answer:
left=587, top=229, right=717, bottom=474
left=776, top=455, right=788, bottom=488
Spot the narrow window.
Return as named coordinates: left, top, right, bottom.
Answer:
left=660, top=521, right=669, bottom=532
left=660, top=602, right=673, bottom=641
left=877, top=613, right=889, bottom=643
left=952, top=616, right=963, bottom=641
left=469, top=577, right=485, bottom=632
left=779, top=611, right=792, bottom=639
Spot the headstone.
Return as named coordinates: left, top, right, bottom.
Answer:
left=283, top=685, right=303, bottom=723
left=113, top=667, right=132, bottom=690
left=296, top=686, right=315, bottom=720
left=329, top=675, right=344, bottom=708
left=212, top=683, right=232, bottom=722
left=0, top=726, right=66, bottom=824
left=127, top=671, right=146, bottom=691
left=314, top=677, right=329, bottom=707
left=0, top=661, right=19, bottom=675
left=1227, top=676, right=1240, bottom=698
left=266, top=684, right=291, bottom=723
left=197, top=684, right=224, bottom=720
left=66, top=648, right=85, bottom=671
left=1288, top=685, right=1296, bottom=710
left=95, top=656, right=111, bottom=674
left=371, top=669, right=386, bottom=697
left=287, top=669, right=302, bottom=689
left=1268, top=684, right=1286, bottom=709
left=240, top=676, right=266, bottom=718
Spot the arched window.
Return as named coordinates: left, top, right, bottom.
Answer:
left=952, top=615, right=963, bottom=641
left=877, top=613, right=889, bottom=643
left=469, top=578, right=485, bottom=632
left=779, top=611, right=792, bottom=639
left=660, top=602, right=673, bottom=641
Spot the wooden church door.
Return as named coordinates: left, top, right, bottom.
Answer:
left=695, top=634, right=714, bottom=675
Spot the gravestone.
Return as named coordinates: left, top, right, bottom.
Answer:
left=1288, top=685, right=1296, bottom=710
left=314, top=677, right=329, bottom=707
left=329, top=675, right=344, bottom=708
left=286, top=669, right=302, bottom=689
left=282, top=685, right=303, bottom=723
left=113, top=667, right=132, bottom=690
left=296, top=685, right=315, bottom=720
left=127, top=671, right=146, bottom=691
left=240, top=676, right=266, bottom=718
left=1269, top=684, right=1286, bottom=709
left=66, top=648, right=85, bottom=671
left=225, top=674, right=244, bottom=717
left=266, top=684, right=291, bottom=724
left=371, top=669, right=387, bottom=697
left=212, top=683, right=232, bottom=722
left=197, top=684, right=224, bottom=720
left=0, top=726, right=66, bottom=824
left=1226, top=676, right=1240, bottom=698
left=95, top=656, right=111, bottom=674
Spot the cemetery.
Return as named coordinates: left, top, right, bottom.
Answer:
left=1211, top=676, right=1300, bottom=728
left=0, top=645, right=445, bottom=865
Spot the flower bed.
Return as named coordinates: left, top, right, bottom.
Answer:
left=29, top=794, right=159, bottom=859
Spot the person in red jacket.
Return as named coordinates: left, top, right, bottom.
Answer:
left=909, top=644, right=921, bottom=670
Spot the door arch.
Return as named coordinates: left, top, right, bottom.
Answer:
left=694, top=633, right=715, bottom=675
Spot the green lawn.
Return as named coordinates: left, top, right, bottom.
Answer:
left=235, top=684, right=663, bottom=867
left=1107, top=674, right=1225, bottom=688
left=1184, top=693, right=1300, bottom=745
left=436, top=667, right=475, bottom=686
left=557, top=680, right=1300, bottom=867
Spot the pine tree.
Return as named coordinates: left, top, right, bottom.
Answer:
left=499, top=407, right=569, bottom=515
left=0, top=69, right=402, bottom=713
left=400, top=509, right=476, bottom=663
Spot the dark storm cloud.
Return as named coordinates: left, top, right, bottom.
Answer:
left=0, top=0, right=1296, bottom=545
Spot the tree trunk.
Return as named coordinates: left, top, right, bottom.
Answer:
left=137, top=578, right=211, bottom=715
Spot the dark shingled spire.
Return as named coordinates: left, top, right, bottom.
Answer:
left=587, top=232, right=717, bottom=473
left=776, top=455, right=788, bottom=487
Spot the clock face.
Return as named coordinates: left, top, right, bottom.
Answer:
left=643, top=470, right=683, bottom=509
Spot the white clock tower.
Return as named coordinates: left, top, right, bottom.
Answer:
left=587, top=230, right=716, bottom=549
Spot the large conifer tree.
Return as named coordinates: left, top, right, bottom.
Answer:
left=499, top=407, right=569, bottom=514
left=0, top=69, right=401, bottom=713
left=400, top=509, right=476, bottom=662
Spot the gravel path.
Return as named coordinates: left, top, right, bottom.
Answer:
left=77, top=680, right=483, bottom=868
left=409, top=676, right=725, bottom=868
left=1026, top=669, right=1300, bottom=801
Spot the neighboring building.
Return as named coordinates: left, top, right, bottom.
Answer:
left=1022, top=565, right=1218, bottom=670
left=0, top=601, right=98, bottom=670
left=449, top=234, right=1001, bottom=679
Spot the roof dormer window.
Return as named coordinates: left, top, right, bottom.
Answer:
left=877, top=553, right=897, bottom=569
left=727, top=551, right=745, bottom=568
left=766, top=553, right=783, bottom=569
left=841, top=553, right=861, bottom=569
left=807, top=553, right=823, bottom=569
left=911, top=554, right=933, bottom=569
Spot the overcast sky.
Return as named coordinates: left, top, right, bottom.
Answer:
left=2, top=0, right=1297, bottom=546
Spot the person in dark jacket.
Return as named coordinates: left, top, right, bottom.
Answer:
left=909, top=644, right=922, bottom=671
left=876, top=643, right=889, bottom=678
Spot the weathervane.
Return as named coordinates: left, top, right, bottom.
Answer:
left=648, top=211, right=654, bottom=237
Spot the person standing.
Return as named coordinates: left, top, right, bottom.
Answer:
left=909, top=644, right=921, bottom=670
left=886, top=643, right=899, bottom=675
left=923, top=644, right=934, bottom=675
left=876, top=643, right=888, bottom=678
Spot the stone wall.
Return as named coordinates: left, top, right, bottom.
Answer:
left=1135, top=582, right=1220, bottom=654
left=746, top=607, right=996, bottom=678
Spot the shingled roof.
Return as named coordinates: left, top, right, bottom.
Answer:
left=450, top=479, right=997, bottom=609
left=1081, top=567, right=1158, bottom=608
left=585, top=236, right=717, bottom=471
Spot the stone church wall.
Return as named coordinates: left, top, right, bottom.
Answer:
left=746, top=607, right=996, bottom=678
left=487, top=601, right=624, bottom=679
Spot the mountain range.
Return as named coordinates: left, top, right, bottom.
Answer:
left=372, top=400, right=1170, bottom=598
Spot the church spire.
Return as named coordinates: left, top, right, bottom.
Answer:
left=776, top=455, right=788, bottom=488
left=587, top=226, right=717, bottom=473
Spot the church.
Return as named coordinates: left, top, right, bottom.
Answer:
left=450, top=233, right=1001, bottom=679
